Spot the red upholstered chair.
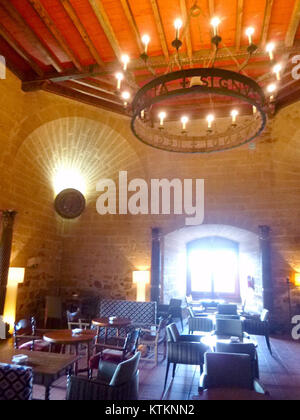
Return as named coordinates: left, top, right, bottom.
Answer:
left=89, top=329, right=140, bottom=378
left=14, top=317, right=50, bottom=353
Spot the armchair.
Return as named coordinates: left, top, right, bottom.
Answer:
left=188, top=309, right=214, bottom=335
left=216, top=342, right=260, bottom=379
left=216, top=304, right=240, bottom=320
left=0, top=363, right=33, bottom=401
left=199, top=352, right=267, bottom=394
left=89, top=329, right=140, bottom=377
left=67, top=352, right=141, bottom=401
left=158, top=299, right=183, bottom=330
left=164, top=324, right=209, bottom=390
left=14, top=317, right=50, bottom=352
left=215, top=319, right=245, bottom=339
left=243, top=309, right=272, bottom=354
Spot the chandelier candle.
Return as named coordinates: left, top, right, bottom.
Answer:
left=121, top=54, right=130, bottom=71
left=211, top=17, right=221, bottom=36
left=174, top=19, right=183, bottom=40
left=122, top=91, right=130, bottom=107
left=159, top=112, right=166, bottom=128
left=142, top=35, right=150, bottom=54
left=116, top=72, right=124, bottom=90
left=246, top=27, right=255, bottom=45
left=181, top=116, right=189, bottom=132
left=273, top=64, right=282, bottom=81
left=231, top=110, right=239, bottom=126
left=207, top=114, right=215, bottom=131
left=266, top=42, right=275, bottom=61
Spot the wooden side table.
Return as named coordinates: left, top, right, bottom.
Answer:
left=43, top=330, right=97, bottom=375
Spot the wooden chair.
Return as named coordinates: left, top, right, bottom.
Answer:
left=67, top=310, right=91, bottom=330
left=139, top=317, right=169, bottom=366
left=89, top=329, right=140, bottom=378
left=14, top=317, right=50, bottom=352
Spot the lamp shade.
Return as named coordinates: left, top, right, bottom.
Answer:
left=295, top=272, right=300, bottom=287
left=8, top=268, right=25, bottom=286
left=132, top=271, right=150, bottom=285
left=4, top=268, right=25, bottom=333
left=132, top=271, right=150, bottom=302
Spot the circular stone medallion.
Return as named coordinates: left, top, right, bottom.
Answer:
left=54, top=188, right=86, bottom=219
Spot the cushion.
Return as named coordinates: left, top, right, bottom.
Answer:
left=0, top=363, right=33, bottom=401
left=167, top=324, right=181, bottom=343
left=19, top=340, right=50, bottom=352
left=110, top=352, right=141, bottom=387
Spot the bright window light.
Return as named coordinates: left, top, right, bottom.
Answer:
left=189, top=249, right=238, bottom=295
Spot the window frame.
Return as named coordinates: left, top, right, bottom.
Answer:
left=186, top=237, right=241, bottom=301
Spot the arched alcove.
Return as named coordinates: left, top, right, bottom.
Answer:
left=163, top=224, right=263, bottom=313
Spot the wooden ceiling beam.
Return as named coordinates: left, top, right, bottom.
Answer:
left=260, top=0, right=274, bottom=46
left=150, top=0, right=169, bottom=60
left=0, top=0, right=63, bottom=72
left=61, top=80, right=123, bottom=105
left=120, top=0, right=143, bottom=54
left=42, top=82, right=125, bottom=114
left=21, top=41, right=300, bottom=88
left=0, top=23, right=44, bottom=76
left=208, top=0, right=215, bottom=18
left=88, top=0, right=121, bottom=59
left=180, top=0, right=193, bottom=62
left=235, top=0, right=244, bottom=51
left=285, top=0, right=300, bottom=47
left=61, top=0, right=105, bottom=68
left=75, top=78, right=119, bottom=96
left=27, top=0, right=83, bottom=71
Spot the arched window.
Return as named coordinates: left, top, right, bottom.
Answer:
left=187, top=237, right=240, bottom=300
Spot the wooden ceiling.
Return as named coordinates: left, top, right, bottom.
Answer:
left=0, top=0, right=300, bottom=116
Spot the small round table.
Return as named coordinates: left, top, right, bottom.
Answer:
left=92, top=318, right=132, bottom=343
left=43, top=330, right=97, bottom=375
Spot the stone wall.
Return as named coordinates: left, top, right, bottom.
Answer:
left=0, top=69, right=299, bottom=327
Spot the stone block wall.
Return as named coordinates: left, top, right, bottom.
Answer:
left=0, top=70, right=299, bottom=328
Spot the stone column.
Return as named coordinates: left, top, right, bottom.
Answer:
left=151, top=228, right=162, bottom=304
left=0, top=211, right=17, bottom=315
left=259, top=225, right=273, bottom=312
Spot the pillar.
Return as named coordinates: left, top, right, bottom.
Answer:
left=0, top=211, right=17, bottom=315
left=259, top=225, right=273, bottom=312
left=151, top=228, right=161, bottom=303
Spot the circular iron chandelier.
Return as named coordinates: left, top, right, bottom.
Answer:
left=115, top=9, right=283, bottom=153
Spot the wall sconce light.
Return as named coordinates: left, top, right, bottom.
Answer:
left=3, top=268, right=25, bottom=333
left=133, top=271, right=150, bottom=302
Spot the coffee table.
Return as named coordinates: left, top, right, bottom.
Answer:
left=43, top=330, right=97, bottom=375
left=0, top=348, right=79, bottom=400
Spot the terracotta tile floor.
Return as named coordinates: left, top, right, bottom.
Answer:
left=1, top=330, right=300, bottom=400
